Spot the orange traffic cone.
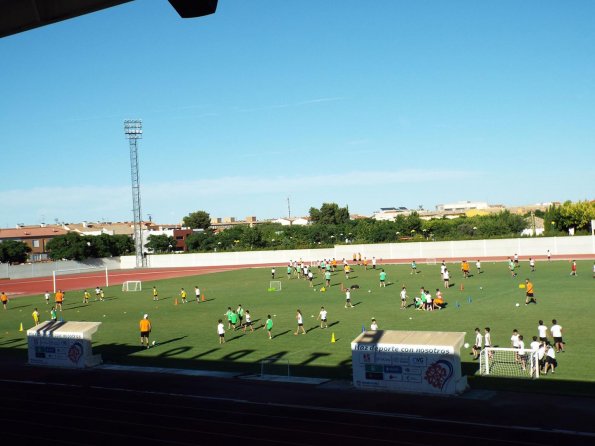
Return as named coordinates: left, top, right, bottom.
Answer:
left=460, top=283, right=464, bottom=291
left=174, top=298, right=179, bottom=306
left=201, top=293, right=205, bottom=302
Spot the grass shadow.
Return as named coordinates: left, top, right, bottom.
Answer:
left=272, top=330, right=290, bottom=339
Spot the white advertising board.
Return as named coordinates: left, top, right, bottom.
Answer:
left=351, top=331, right=467, bottom=395
left=27, top=321, right=102, bottom=368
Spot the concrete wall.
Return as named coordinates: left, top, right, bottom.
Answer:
left=120, top=236, right=595, bottom=269
left=1, top=258, right=121, bottom=280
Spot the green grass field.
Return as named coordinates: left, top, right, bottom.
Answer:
left=1, top=260, right=594, bottom=394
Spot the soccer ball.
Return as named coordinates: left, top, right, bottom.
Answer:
left=368, top=290, right=371, bottom=293
left=515, top=303, right=520, bottom=307
left=479, top=287, right=483, bottom=290
left=151, top=340, right=156, bottom=346
left=464, top=343, right=470, bottom=348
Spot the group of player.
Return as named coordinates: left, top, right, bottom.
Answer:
left=472, top=319, right=564, bottom=375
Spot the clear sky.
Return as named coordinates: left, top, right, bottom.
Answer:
left=1, top=0, right=594, bottom=227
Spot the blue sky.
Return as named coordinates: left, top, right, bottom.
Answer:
left=1, top=0, right=594, bottom=226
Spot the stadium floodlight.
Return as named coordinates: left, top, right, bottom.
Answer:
left=124, top=119, right=146, bottom=268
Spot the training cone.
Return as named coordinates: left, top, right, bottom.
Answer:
left=201, top=294, right=205, bottom=302
left=174, top=298, right=179, bottom=306
left=362, top=324, right=366, bottom=333
left=460, top=283, right=464, bottom=291
left=19, top=322, right=23, bottom=332
left=331, top=332, right=336, bottom=343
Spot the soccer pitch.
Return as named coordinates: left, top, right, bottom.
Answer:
left=1, top=260, right=593, bottom=389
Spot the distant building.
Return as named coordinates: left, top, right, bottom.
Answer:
left=271, top=217, right=310, bottom=226
left=0, top=225, right=67, bottom=262
left=435, top=201, right=490, bottom=212
left=371, top=207, right=410, bottom=221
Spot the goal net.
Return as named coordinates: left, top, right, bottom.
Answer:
left=122, top=281, right=142, bottom=292
left=52, top=266, right=108, bottom=293
left=268, top=281, right=282, bottom=292
left=480, top=347, right=540, bottom=379
left=425, top=258, right=437, bottom=265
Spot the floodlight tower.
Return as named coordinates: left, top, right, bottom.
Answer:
left=124, top=119, right=147, bottom=268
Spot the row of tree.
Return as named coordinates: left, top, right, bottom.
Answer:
left=3, top=201, right=591, bottom=262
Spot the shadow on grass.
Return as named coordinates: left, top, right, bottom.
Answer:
left=353, top=302, right=362, bottom=307
left=272, top=330, right=290, bottom=339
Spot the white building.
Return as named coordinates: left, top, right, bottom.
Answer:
left=435, top=201, right=489, bottom=212
left=271, top=217, right=310, bottom=226
left=371, top=207, right=409, bottom=221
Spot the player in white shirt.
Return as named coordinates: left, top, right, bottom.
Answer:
left=510, top=329, right=520, bottom=348
left=242, top=310, right=254, bottom=333
left=484, top=327, right=492, bottom=349
left=472, top=328, right=482, bottom=360
left=294, top=309, right=306, bottom=335
left=443, top=269, right=450, bottom=288
left=44, top=291, right=50, bottom=305
left=217, top=320, right=225, bottom=344
left=529, top=257, right=535, bottom=272
left=372, top=257, right=377, bottom=269
left=194, top=286, right=201, bottom=303
left=544, top=343, right=557, bottom=374
left=550, top=319, right=564, bottom=352
left=530, top=336, right=541, bottom=352
left=400, top=286, right=408, bottom=310
left=537, top=320, right=548, bottom=343
left=476, top=260, right=481, bottom=274
left=370, top=318, right=378, bottom=330
left=345, top=288, right=353, bottom=308
left=317, top=306, right=328, bottom=329
left=440, top=261, right=447, bottom=277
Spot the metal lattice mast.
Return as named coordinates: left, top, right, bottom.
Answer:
left=124, top=120, right=146, bottom=268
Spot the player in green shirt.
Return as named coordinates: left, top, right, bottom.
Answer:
left=324, top=271, right=331, bottom=287
left=230, top=311, right=239, bottom=330
left=265, top=315, right=273, bottom=339
left=379, top=269, right=387, bottom=287
left=224, top=307, right=233, bottom=330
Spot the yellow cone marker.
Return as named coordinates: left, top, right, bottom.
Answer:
left=331, top=332, right=336, bottom=343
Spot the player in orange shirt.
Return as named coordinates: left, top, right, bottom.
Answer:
left=1, top=292, right=8, bottom=310
left=524, top=279, right=536, bottom=305
left=139, top=314, right=152, bottom=348
left=54, top=290, right=64, bottom=311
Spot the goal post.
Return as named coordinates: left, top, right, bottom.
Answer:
left=480, top=347, right=540, bottom=379
left=122, top=280, right=142, bottom=292
left=268, top=281, right=282, bottom=292
left=425, top=258, right=437, bottom=265
left=52, top=266, right=109, bottom=293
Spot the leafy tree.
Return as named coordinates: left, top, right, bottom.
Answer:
left=185, top=231, right=216, bottom=252
left=90, top=234, right=134, bottom=257
left=240, top=227, right=265, bottom=249
left=0, top=240, right=31, bottom=264
left=145, top=234, right=177, bottom=253
left=46, top=232, right=93, bottom=261
left=309, top=203, right=350, bottom=225
left=183, top=211, right=211, bottom=230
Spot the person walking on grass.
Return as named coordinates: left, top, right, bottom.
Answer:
left=50, top=306, right=57, bottom=321
left=400, top=286, right=408, bottom=310
left=1, top=292, right=8, bottom=310
left=529, top=258, right=535, bottom=272
left=345, top=288, right=353, bottom=308
left=472, top=328, right=482, bottom=360
left=32, top=308, right=40, bottom=326
left=294, top=309, right=306, bottom=335
left=243, top=310, right=254, bottom=333
left=236, top=305, right=244, bottom=327
left=265, top=315, right=273, bottom=339
left=442, top=268, right=450, bottom=288
left=217, top=319, right=225, bottom=344
left=317, top=306, right=328, bottom=329
left=195, top=286, right=201, bottom=303
left=570, top=260, right=577, bottom=276
left=551, top=319, right=565, bottom=353
left=139, top=314, right=152, bottom=349
left=45, top=291, right=50, bottom=305
left=152, top=286, right=158, bottom=301
left=83, top=290, right=90, bottom=304
left=180, top=288, right=188, bottom=304
left=379, top=269, right=387, bottom=287
left=224, top=307, right=233, bottom=330
left=370, top=318, right=379, bottom=330
left=524, top=279, right=536, bottom=305
left=54, top=290, right=64, bottom=312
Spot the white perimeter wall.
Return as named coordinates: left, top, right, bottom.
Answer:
left=1, top=258, right=121, bottom=280
left=120, top=236, right=595, bottom=269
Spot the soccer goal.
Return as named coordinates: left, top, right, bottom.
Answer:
left=268, top=281, right=282, bottom=292
left=122, top=281, right=142, bottom=292
left=480, top=347, right=540, bottom=379
left=425, top=258, right=437, bottom=265
left=52, top=266, right=109, bottom=293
